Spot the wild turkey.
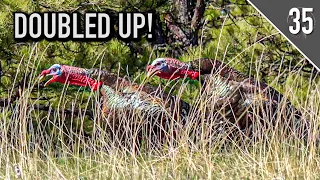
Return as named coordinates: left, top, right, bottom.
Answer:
left=146, top=58, right=310, bottom=139
left=39, top=64, right=192, bottom=148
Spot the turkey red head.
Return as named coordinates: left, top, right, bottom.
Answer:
left=146, top=58, right=200, bottom=80
left=39, top=64, right=102, bottom=91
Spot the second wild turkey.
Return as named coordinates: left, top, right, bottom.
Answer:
left=146, top=57, right=310, bottom=138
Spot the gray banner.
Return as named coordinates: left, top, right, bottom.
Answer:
left=248, top=0, right=320, bottom=70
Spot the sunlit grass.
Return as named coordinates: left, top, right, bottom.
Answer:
left=0, top=47, right=319, bottom=179
left=0, top=5, right=319, bottom=179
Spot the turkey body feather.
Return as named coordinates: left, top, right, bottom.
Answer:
left=191, top=58, right=305, bottom=129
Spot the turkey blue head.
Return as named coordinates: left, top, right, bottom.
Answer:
left=146, top=58, right=199, bottom=80
left=39, top=64, right=102, bottom=91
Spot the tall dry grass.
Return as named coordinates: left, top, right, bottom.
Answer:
left=1, top=13, right=320, bottom=178
left=0, top=49, right=319, bottom=179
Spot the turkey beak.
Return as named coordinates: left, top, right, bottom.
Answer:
left=146, top=65, right=160, bottom=79
left=39, top=74, right=45, bottom=82
left=39, top=69, right=52, bottom=86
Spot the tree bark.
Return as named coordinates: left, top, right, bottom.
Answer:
left=162, top=0, right=205, bottom=54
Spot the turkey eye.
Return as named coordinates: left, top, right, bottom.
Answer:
left=52, top=68, right=57, bottom=72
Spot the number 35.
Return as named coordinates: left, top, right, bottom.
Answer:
left=289, top=8, right=314, bottom=35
